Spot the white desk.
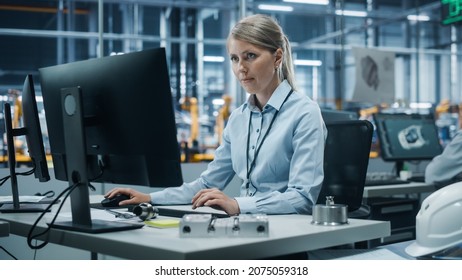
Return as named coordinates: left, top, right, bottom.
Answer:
left=363, top=182, right=435, bottom=198
left=306, top=240, right=415, bottom=260
left=0, top=198, right=390, bottom=259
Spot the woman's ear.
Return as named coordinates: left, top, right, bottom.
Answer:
left=274, top=48, right=283, bottom=68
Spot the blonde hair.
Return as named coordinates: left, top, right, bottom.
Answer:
left=228, top=14, right=297, bottom=90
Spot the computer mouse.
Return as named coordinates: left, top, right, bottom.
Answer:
left=101, top=194, right=131, bottom=208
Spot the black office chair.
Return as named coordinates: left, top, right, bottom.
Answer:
left=317, top=120, right=373, bottom=219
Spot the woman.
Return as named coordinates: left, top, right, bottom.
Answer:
left=105, top=14, right=327, bottom=215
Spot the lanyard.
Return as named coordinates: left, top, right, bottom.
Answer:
left=245, top=89, right=293, bottom=196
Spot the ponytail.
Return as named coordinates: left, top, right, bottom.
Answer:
left=280, top=35, right=297, bottom=91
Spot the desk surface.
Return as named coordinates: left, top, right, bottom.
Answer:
left=363, top=182, right=435, bottom=198
left=0, top=197, right=390, bottom=260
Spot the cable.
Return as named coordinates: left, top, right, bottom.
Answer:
left=26, top=182, right=78, bottom=250
left=87, top=158, right=106, bottom=191
left=19, top=160, right=105, bottom=250
left=0, top=246, right=18, bottom=260
left=33, top=240, right=37, bottom=260
left=16, top=167, right=35, bottom=176
left=0, top=175, right=9, bottom=186
left=0, top=166, right=36, bottom=187
left=26, top=183, right=76, bottom=249
left=34, top=190, right=55, bottom=198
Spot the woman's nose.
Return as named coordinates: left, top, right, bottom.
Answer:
left=238, top=61, right=247, bottom=73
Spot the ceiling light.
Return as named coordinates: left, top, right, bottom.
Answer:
left=203, top=56, right=225, bottom=62
left=295, top=59, right=322, bottom=66
left=335, top=10, right=368, bottom=17
left=407, top=15, right=430, bottom=22
left=283, top=0, right=329, bottom=5
left=258, top=4, right=294, bottom=12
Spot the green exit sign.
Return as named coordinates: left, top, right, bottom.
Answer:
left=441, top=0, right=462, bottom=25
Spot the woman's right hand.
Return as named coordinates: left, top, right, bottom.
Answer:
left=104, top=188, right=151, bottom=206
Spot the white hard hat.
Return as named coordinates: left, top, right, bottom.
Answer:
left=405, top=182, right=462, bottom=257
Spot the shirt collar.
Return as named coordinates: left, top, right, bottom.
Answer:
left=242, top=80, right=292, bottom=113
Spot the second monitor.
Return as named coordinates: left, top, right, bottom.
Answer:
left=373, top=112, right=443, bottom=175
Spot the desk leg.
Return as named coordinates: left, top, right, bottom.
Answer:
left=91, top=252, right=98, bottom=260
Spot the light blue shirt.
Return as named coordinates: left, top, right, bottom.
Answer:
left=425, top=130, right=462, bottom=184
left=151, top=80, right=327, bottom=214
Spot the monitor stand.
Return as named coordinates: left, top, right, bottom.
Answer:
left=48, top=87, right=143, bottom=233
left=0, top=102, right=49, bottom=213
left=394, top=161, right=404, bottom=178
left=0, top=203, right=48, bottom=213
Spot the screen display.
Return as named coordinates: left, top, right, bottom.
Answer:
left=441, top=0, right=462, bottom=25
left=373, top=113, right=443, bottom=161
left=321, top=109, right=358, bottom=124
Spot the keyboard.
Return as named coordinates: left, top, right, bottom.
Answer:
left=157, top=207, right=229, bottom=219
left=408, top=175, right=425, bottom=182
left=91, top=203, right=229, bottom=218
left=364, top=173, right=410, bottom=187
left=364, top=178, right=410, bottom=186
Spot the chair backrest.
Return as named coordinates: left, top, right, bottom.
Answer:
left=317, top=120, right=373, bottom=212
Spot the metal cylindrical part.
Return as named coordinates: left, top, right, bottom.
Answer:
left=133, top=203, right=158, bottom=221
left=312, top=204, right=348, bottom=226
left=312, top=196, right=348, bottom=226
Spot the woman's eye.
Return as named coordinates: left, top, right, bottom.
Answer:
left=230, top=56, right=238, bottom=62
left=247, top=53, right=256, bottom=59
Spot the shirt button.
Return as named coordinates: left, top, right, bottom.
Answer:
left=256, top=129, right=260, bottom=133
left=252, top=145, right=255, bottom=149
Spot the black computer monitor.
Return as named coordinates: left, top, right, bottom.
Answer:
left=373, top=112, right=443, bottom=175
left=321, top=109, right=358, bottom=124
left=0, top=74, right=50, bottom=213
left=22, top=75, right=50, bottom=183
left=39, top=48, right=183, bottom=233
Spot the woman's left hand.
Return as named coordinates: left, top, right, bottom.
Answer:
left=191, top=188, right=240, bottom=216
